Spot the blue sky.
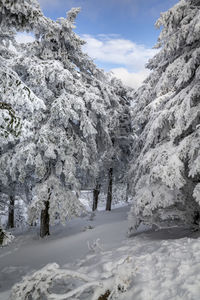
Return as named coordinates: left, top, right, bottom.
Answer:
left=35, top=0, right=178, bottom=88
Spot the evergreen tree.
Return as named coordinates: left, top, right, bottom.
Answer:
left=0, top=0, right=131, bottom=236
left=129, top=0, right=200, bottom=228
left=0, top=8, right=45, bottom=231
left=105, top=78, right=133, bottom=211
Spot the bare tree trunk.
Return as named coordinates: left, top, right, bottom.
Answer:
left=30, top=221, right=37, bottom=227
left=40, top=200, right=50, bottom=238
left=92, top=183, right=101, bottom=211
left=8, top=196, right=15, bottom=228
left=0, top=226, right=5, bottom=245
left=125, top=182, right=129, bottom=202
left=106, top=168, right=113, bottom=211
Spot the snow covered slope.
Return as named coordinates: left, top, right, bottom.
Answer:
left=1, top=205, right=200, bottom=299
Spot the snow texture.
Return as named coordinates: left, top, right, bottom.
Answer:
left=0, top=206, right=200, bottom=300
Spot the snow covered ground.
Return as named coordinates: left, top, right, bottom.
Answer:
left=1, top=205, right=200, bottom=299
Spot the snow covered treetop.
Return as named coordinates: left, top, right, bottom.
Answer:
left=0, top=0, right=42, bottom=32
left=148, top=0, right=200, bottom=70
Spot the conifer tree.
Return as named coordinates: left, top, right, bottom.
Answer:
left=0, top=0, right=131, bottom=236
left=129, top=0, right=200, bottom=228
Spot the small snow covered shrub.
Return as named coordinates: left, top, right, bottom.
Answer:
left=3, top=231, right=14, bottom=246
left=87, top=238, right=103, bottom=252
left=0, top=227, right=14, bottom=246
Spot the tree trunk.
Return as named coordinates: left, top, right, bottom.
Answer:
left=0, top=226, right=5, bottom=245
left=8, top=196, right=15, bottom=228
left=30, top=221, right=37, bottom=227
left=40, top=200, right=50, bottom=238
left=106, top=168, right=113, bottom=211
left=125, top=182, right=129, bottom=202
left=92, top=183, right=101, bottom=211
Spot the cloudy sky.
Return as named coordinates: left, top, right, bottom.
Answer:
left=32, top=0, right=178, bottom=89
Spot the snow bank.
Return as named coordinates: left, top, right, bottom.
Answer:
left=1, top=206, right=200, bottom=300
left=9, top=226, right=200, bottom=300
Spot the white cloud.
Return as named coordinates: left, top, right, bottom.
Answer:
left=110, top=68, right=150, bottom=89
left=82, top=34, right=158, bottom=73
left=81, top=34, right=158, bottom=89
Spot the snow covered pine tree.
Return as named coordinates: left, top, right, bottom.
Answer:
left=129, top=0, right=200, bottom=228
left=0, top=6, right=45, bottom=235
left=105, top=77, right=133, bottom=211
left=0, top=0, right=129, bottom=236
left=91, top=77, right=133, bottom=212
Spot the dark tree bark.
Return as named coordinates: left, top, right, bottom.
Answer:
left=0, top=227, right=5, bottom=245
left=125, top=182, right=129, bottom=202
left=92, top=183, right=101, bottom=211
left=30, top=221, right=37, bottom=227
left=40, top=200, right=50, bottom=238
left=8, top=196, right=15, bottom=228
left=106, top=168, right=113, bottom=211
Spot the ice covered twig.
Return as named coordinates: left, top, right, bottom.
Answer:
left=48, top=281, right=102, bottom=300
left=87, top=238, right=103, bottom=252
left=10, top=254, right=136, bottom=300
left=10, top=263, right=102, bottom=300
